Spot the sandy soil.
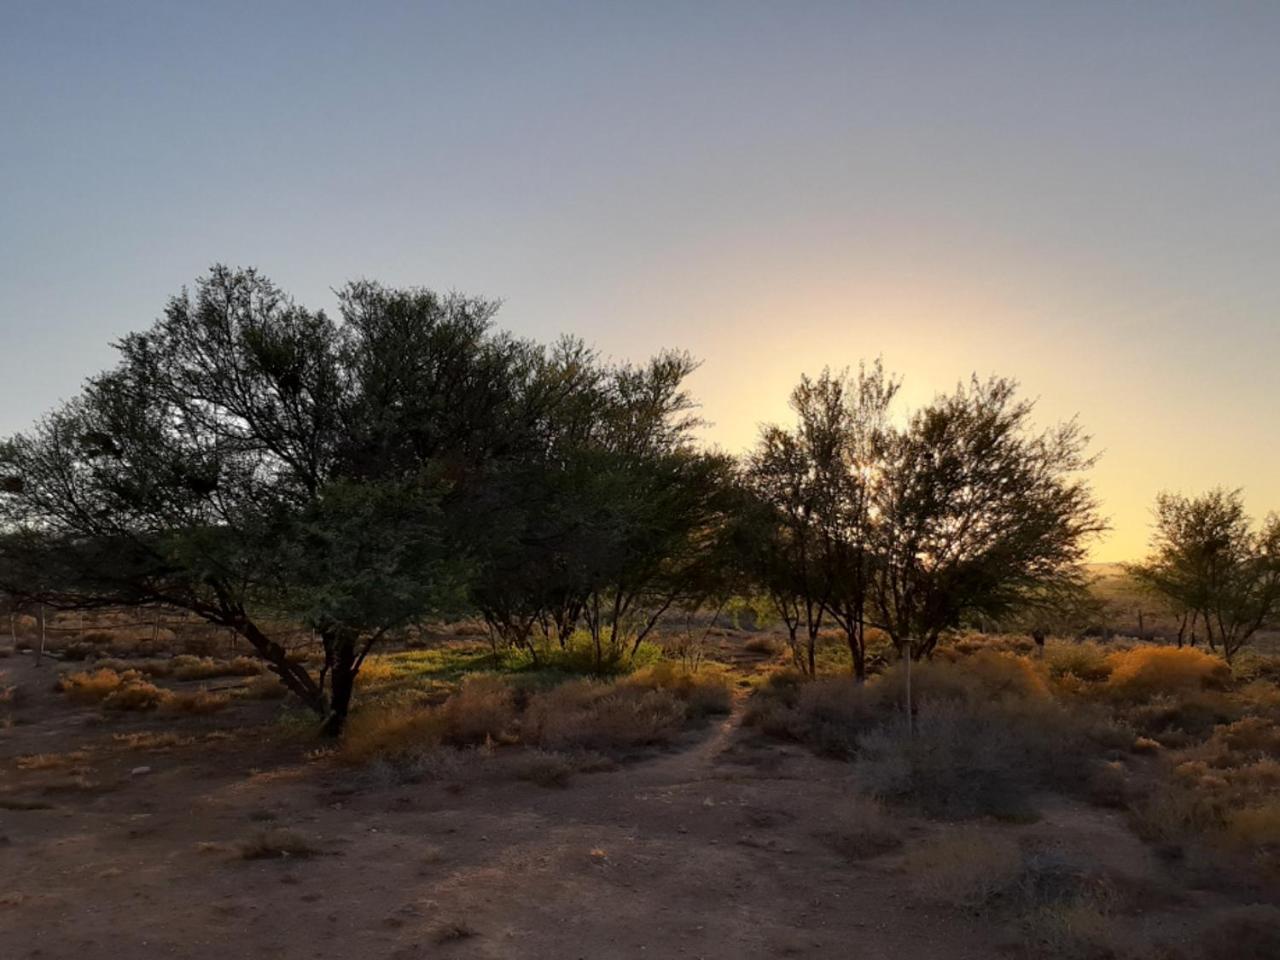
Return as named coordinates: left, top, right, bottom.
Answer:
left=0, top=653, right=1202, bottom=960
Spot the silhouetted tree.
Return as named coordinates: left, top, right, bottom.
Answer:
left=1129, top=489, right=1280, bottom=661
left=0, top=267, right=534, bottom=733
left=870, top=376, right=1104, bottom=660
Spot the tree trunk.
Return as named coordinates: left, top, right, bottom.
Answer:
left=321, top=636, right=357, bottom=737
left=903, top=640, right=913, bottom=737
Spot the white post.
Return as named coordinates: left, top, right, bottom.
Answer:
left=36, top=604, right=46, bottom=666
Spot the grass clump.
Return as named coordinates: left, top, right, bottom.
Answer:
left=524, top=680, right=686, bottom=750
left=58, top=668, right=127, bottom=704
left=624, top=661, right=734, bottom=718
left=239, top=829, right=322, bottom=860
left=171, top=655, right=262, bottom=680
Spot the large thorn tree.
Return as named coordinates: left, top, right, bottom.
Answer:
left=0, top=266, right=553, bottom=734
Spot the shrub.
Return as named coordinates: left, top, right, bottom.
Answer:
left=819, top=798, right=903, bottom=861
left=1105, top=646, right=1230, bottom=700
left=511, top=749, right=577, bottom=788
left=743, top=635, right=781, bottom=656
left=904, top=829, right=1023, bottom=908
left=625, top=662, right=734, bottom=718
left=239, top=829, right=321, bottom=860
left=1224, top=801, right=1280, bottom=849
left=339, top=704, right=445, bottom=764
left=439, top=675, right=517, bottom=744
left=103, top=676, right=168, bottom=711
left=525, top=680, right=685, bottom=750
left=1044, top=641, right=1113, bottom=683
left=161, top=689, right=230, bottom=714
left=171, top=655, right=262, bottom=680
left=240, top=673, right=288, bottom=700
left=58, top=668, right=126, bottom=704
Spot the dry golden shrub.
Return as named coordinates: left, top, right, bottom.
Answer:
left=1224, top=801, right=1280, bottom=849
left=58, top=668, right=126, bottom=704
left=339, top=704, right=445, bottom=764
left=439, top=675, right=517, bottom=744
left=171, top=655, right=262, bottom=680
left=1044, top=640, right=1113, bottom=683
left=161, top=689, right=230, bottom=714
left=1105, top=646, right=1230, bottom=700
left=525, top=679, right=686, bottom=750
left=239, top=673, right=288, bottom=700
left=103, top=676, right=169, bottom=711
left=624, top=661, right=734, bottom=717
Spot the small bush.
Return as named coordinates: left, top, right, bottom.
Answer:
left=103, top=676, right=168, bottom=711
left=58, top=668, right=126, bottom=704
left=240, top=673, right=288, bottom=700
left=819, top=799, right=903, bottom=860
left=1044, top=641, right=1113, bottom=683
left=161, top=689, right=230, bottom=714
left=439, top=675, right=517, bottom=744
left=1106, top=646, right=1230, bottom=701
left=171, top=655, right=262, bottom=681
left=525, top=680, right=686, bottom=750
left=904, top=829, right=1023, bottom=908
left=339, top=704, right=445, bottom=764
left=743, top=635, right=781, bottom=656
left=239, top=829, right=322, bottom=860
left=625, top=662, right=734, bottom=718
left=512, top=749, right=577, bottom=788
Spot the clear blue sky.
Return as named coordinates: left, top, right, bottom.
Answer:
left=2, top=1, right=1278, bottom=558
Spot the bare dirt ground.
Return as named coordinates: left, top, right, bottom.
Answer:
left=1, top=652, right=1206, bottom=960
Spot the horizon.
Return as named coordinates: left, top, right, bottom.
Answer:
left=4, top=2, right=1279, bottom=561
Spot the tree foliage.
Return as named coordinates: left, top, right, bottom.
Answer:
left=1129, top=489, right=1280, bottom=661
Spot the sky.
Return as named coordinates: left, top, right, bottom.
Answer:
left=2, top=1, right=1278, bottom=560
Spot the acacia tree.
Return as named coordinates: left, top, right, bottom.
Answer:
left=1129, top=489, right=1280, bottom=661
left=744, top=363, right=899, bottom=678
left=870, top=376, right=1105, bottom=660
left=0, top=267, right=541, bottom=733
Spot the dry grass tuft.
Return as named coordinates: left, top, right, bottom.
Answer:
left=525, top=680, right=686, bottom=750
left=431, top=921, right=478, bottom=944
left=239, top=673, right=288, bottom=700
left=339, top=703, right=446, bottom=765
left=439, top=675, right=517, bottom=744
left=171, top=655, right=262, bottom=681
left=818, top=798, right=904, bottom=861
left=58, top=668, right=127, bottom=704
left=17, top=749, right=90, bottom=771
left=904, top=829, right=1024, bottom=908
left=624, top=662, right=734, bottom=718
left=238, top=829, right=322, bottom=860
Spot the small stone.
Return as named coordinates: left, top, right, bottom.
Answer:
left=130, top=766, right=151, bottom=777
